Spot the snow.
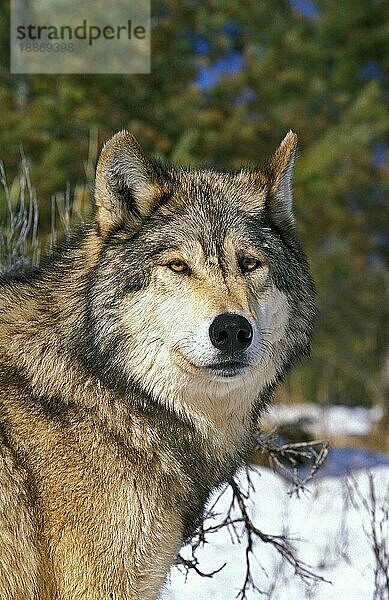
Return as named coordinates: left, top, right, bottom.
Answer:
left=162, top=466, right=389, bottom=600
left=264, top=403, right=384, bottom=437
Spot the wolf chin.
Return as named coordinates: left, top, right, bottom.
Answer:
left=0, top=130, right=315, bottom=599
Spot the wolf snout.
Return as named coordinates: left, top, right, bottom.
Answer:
left=209, top=313, right=253, bottom=354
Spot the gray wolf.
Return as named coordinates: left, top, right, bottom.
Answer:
left=0, top=130, right=315, bottom=599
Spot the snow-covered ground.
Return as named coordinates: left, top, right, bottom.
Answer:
left=163, top=466, right=389, bottom=600
left=264, top=403, right=384, bottom=438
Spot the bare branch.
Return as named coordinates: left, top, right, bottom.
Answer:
left=254, top=429, right=329, bottom=496
left=176, top=552, right=226, bottom=580
left=229, top=477, right=330, bottom=599
left=346, top=472, right=389, bottom=600
left=180, top=444, right=330, bottom=599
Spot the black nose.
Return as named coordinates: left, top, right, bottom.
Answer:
left=209, top=313, right=253, bottom=354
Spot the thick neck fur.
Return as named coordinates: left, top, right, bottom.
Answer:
left=0, top=228, right=103, bottom=407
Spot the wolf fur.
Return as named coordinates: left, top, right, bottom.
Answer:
left=0, top=131, right=315, bottom=599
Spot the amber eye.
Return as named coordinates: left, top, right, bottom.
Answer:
left=241, top=257, right=261, bottom=272
left=168, top=260, right=190, bottom=274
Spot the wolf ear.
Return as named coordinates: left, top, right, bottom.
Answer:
left=94, top=131, right=163, bottom=235
left=266, top=131, right=297, bottom=231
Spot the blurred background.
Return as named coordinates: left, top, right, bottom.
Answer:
left=0, top=0, right=388, bottom=439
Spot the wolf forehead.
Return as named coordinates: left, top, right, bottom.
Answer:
left=156, top=168, right=268, bottom=213
left=137, top=171, right=271, bottom=248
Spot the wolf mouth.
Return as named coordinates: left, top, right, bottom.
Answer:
left=172, top=350, right=249, bottom=378
left=206, top=360, right=250, bottom=378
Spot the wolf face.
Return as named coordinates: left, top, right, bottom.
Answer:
left=80, top=131, right=315, bottom=431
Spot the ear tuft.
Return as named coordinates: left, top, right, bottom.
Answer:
left=94, top=131, right=162, bottom=235
left=267, top=131, right=298, bottom=230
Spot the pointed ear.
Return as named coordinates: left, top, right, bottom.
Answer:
left=266, top=131, right=297, bottom=231
left=94, top=131, right=165, bottom=235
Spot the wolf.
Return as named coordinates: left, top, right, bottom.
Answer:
left=0, top=130, right=315, bottom=599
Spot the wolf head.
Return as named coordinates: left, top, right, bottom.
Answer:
left=84, top=131, right=315, bottom=427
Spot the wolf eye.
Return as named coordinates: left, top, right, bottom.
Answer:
left=240, top=257, right=261, bottom=272
left=167, top=260, right=190, bottom=274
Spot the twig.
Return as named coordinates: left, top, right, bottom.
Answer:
left=254, top=430, right=329, bottom=496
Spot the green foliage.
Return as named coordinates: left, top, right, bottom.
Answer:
left=0, top=0, right=388, bottom=407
